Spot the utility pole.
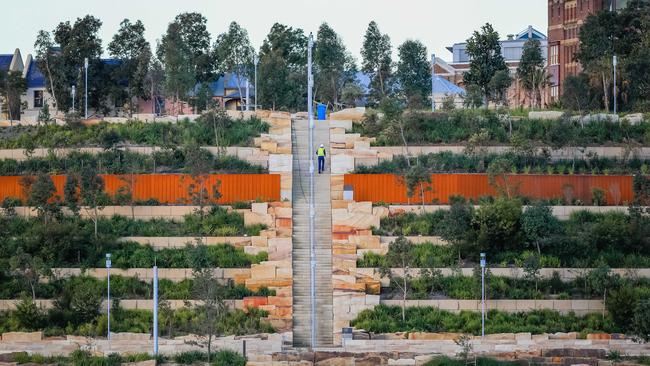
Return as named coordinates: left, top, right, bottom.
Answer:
left=431, top=53, right=436, bottom=112
left=307, top=32, right=316, bottom=349
left=254, top=54, right=259, bottom=110
left=84, top=58, right=88, bottom=119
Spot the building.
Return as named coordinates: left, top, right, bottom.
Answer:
left=438, top=26, right=548, bottom=108
left=547, top=0, right=628, bottom=100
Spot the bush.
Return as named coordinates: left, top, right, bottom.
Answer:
left=632, top=300, right=650, bottom=342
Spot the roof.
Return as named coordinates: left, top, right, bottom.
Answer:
left=199, top=73, right=254, bottom=98
left=515, top=26, right=547, bottom=40
left=0, top=55, right=13, bottom=72
left=355, top=72, right=371, bottom=93
left=25, top=60, right=46, bottom=88
left=432, top=76, right=465, bottom=95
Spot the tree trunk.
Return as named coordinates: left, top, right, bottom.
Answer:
left=31, top=282, right=36, bottom=301
left=94, top=205, right=98, bottom=239
left=402, top=278, right=407, bottom=323
left=602, top=72, right=610, bottom=112
left=44, top=60, right=59, bottom=112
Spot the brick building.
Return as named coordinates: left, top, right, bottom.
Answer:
left=547, top=0, right=629, bottom=100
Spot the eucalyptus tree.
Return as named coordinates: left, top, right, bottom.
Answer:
left=361, top=21, right=393, bottom=105
left=213, top=22, right=255, bottom=110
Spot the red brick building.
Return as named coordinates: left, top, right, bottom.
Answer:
left=547, top=0, right=628, bottom=100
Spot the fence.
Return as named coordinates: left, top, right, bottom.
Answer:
left=0, top=174, right=280, bottom=204
left=344, top=174, right=634, bottom=205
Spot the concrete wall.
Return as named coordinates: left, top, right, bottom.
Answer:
left=380, top=299, right=604, bottom=316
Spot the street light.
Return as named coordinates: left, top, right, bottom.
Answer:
left=106, top=253, right=112, bottom=346
left=153, top=265, right=159, bottom=355
left=71, top=85, right=76, bottom=112
left=613, top=55, right=618, bottom=116
left=431, top=53, right=436, bottom=112
left=254, top=54, right=259, bottom=111
left=480, top=253, right=486, bottom=338
left=84, top=57, right=88, bottom=119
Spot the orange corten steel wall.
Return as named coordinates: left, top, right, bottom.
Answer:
left=0, top=174, right=280, bottom=204
left=344, top=174, right=634, bottom=205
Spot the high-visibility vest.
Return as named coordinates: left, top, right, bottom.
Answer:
left=317, top=147, right=326, bottom=157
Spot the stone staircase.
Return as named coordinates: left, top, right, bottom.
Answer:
left=292, top=117, right=333, bottom=348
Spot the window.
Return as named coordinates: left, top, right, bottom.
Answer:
left=550, top=45, right=559, bottom=65
left=33, top=90, right=43, bottom=108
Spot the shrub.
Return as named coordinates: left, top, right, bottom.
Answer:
left=632, top=300, right=650, bottom=342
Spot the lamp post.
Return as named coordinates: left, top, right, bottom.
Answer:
left=613, top=55, right=617, bottom=116
left=431, top=53, right=436, bottom=112
left=307, top=32, right=316, bottom=348
left=105, top=253, right=112, bottom=347
left=71, top=85, right=76, bottom=112
left=84, top=57, right=88, bottom=119
left=480, top=253, right=486, bottom=338
left=153, top=265, right=158, bottom=355
left=254, top=54, right=259, bottom=111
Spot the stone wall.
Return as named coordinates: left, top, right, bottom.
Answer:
left=387, top=205, right=632, bottom=220
left=380, top=299, right=604, bottom=315
left=0, top=299, right=242, bottom=311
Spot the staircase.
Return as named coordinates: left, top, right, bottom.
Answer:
left=292, top=117, right=333, bottom=348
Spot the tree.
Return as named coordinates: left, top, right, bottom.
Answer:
left=361, top=21, right=393, bottom=105
left=108, top=19, right=152, bottom=116
left=23, top=174, right=60, bottom=223
left=158, top=22, right=195, bottom=114
left=341, top=82, right=364, bottom=107
left=523, top=254, right=541, bottom=293
left=521, top=202, right=562, bottom=255
left=214, top=22, right=254, bottom=110
left=463, top=23, right=509, bottom=106
left=379, top=236, right=412, bottom=322
left=34, top=30, right=60, bottom=110
left=190, top=266, right=228, bottom=364
left=314, top=23, right=356, bottom=109
left=488, top=69, right=512, bottom=106
left=396, top=40, right=430, bottom=108
left=258, top=23, right=307, bottom=111
left=9, top=249, right=50, bottom=301
left=0, top=71, right=27, bottom=121
left=184, top=144, right=222, bottom=239
left=561, top=74, right=594, bottom=114
left=606, top=285, right=638, bottom=332
left=472, top=197, right=522, bottom=252
left=517, top=39, right=546, bottom=108
left=439, top=196, right=474, bottom=255
left=403, top=163, right=431, bottom=209
left=79, top=167, right=106, bottom=238
left=487, top=157, right=519, bottom=198
left=463, top=84, right=484, bottom=108
left=63, top=173, right=81, bottom=216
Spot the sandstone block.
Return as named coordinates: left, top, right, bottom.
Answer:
left=252, top=202, right=269, bottom=214
left=1, top=331, right=43, bottom=342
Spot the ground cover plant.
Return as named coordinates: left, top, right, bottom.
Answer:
left=355, top=108, right=650, bottom=146
left=0, top=112, right=268, bottom=149
left=351, top=304, right=617, bottom=334
left=0, top=275, right=274, bottom=300
left=355, top=151, right=650, bottom=176
left=0, top=146, right=266, bottom=175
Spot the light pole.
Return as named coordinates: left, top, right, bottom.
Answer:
left=254, top=54, right=259, bottom=111
left=307, top=32, right=316, bottom=348
left=84, top=57, right=88, bottom=119
left=153, top=265, right=159, bottom=355
left=71, top=85, right=76, bottom=112
left=480, top=253, right=486, bottom=338
left=431, top=53, right=436, bottom=112
left=613, top=55, right=617, bottom=116
left=106, top=253, right=112, bottom=346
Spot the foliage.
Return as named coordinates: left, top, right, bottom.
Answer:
left=517, top=39, right=546, bottom=109
left=463, top=23, right=509, bottom=106
left=0, top=70, right=27, bottom=121
left=214, top=21, right=255, bottom=110
left=561, top=74, right=597, bottom=114
left=396, top=40, right=430, bottom=108
left=361, top=21, right=393, bottom=106
left=632, top=300, right=650, bottom=342
left=351, top=304, right=617, bottom=334
left=314, top=22, right=357, bottom=110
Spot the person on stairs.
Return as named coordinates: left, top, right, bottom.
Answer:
left=317, top=144, right=326, bottom=174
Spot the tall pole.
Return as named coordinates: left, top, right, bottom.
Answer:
left=307, top=32, right=316, bottom=349
left=613, top=55, right=617, bottom=116
left=431, top=53, right=436, bottom=112
left=106, top=253, right=112, bottom=347
left=481, top=253, right=485, bottom=337
left=153, top=265, right=159, bottom=355
left=71, top=85, right=76, bottom=112
left=84, top=58, right=88, bottom=119
left=254, top=54, right=259, bottom=111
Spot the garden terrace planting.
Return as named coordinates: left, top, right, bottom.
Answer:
left=371, top=202, right=650, bottom=268
left=0, top=147, right=266, bottom=175
left=355, top=151, right=650, bottom=176
left=355, top=108, right=650, bottom=146
left=0, top=275, right=274, bottom=300
left=0, top=113, right=268, bottom=149
left=350, top=304, right=618, bottom=334
left=0, top=302, right=274, bottom=337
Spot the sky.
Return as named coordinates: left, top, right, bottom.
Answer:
left=1, top=0, right=547, bottom=63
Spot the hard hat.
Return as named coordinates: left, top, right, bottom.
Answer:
left=320, top=144, right=324, bottom=148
